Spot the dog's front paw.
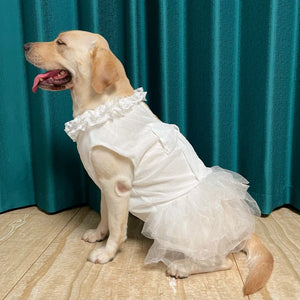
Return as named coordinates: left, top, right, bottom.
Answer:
left=88, top=247, right=114, bottom=264
left=82, top=229, right=107, bottom=243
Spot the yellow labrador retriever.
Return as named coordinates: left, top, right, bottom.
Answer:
left=24, top=30, right=273, bottom=295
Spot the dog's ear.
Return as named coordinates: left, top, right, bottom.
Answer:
left=91, top=47, right=119, bottom=94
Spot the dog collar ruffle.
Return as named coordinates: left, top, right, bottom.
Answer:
left=64, top=87, right=147, bottom=142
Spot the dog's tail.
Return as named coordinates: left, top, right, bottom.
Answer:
left=242, top=233, right=274, bottom=295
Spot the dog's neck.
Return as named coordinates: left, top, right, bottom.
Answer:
left=70, top=78, right=134, bottom=118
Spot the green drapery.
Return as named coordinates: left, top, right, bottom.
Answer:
left=0, top=0, right=299, bottom=214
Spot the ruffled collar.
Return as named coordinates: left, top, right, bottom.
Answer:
left=65, top=88, right=147, bottom=142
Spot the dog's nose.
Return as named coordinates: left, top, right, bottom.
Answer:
left=23, top=43, right=31, bottom=52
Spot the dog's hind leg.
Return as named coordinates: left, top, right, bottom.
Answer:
left=166, top=256, right=233, bottom=278
left=82, top=194, right=109, bottom=243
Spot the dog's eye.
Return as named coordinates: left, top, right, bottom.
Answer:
left=56, top=39, right=66, bottom=46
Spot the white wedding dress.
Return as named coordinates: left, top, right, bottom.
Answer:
left=65, top=88, right=260, bottom=267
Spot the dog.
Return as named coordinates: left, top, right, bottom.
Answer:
left=24, top=30, right=273, bottom=295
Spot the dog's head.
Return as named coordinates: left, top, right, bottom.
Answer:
left=24, top=30, right=124, bottom=95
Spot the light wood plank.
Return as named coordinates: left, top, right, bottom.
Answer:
left=5, top=207, right=247, bottom=300
left=234, top=207, right=300, bottom=299
left=0, top=207, right=79, bottom=299
left=2, top=205, right=41, bottom=216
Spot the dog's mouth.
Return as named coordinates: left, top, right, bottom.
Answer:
left=32, top=69, right=72, bottom=93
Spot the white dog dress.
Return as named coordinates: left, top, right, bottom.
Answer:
left=65, top=88, right=260, bottom=267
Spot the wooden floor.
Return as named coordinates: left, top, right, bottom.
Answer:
left=0, top=206, right=299, bottom=300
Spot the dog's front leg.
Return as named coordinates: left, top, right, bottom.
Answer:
left=88, top=183, right=130, bottom=264
left=87, top=146, right=133, bottom=264
left=82, top=193, right=109, bottom=243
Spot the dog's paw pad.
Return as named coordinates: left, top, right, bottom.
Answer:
left=166, top=261, right=190, bottom=279
left=88, top=247, right=114, bottom=264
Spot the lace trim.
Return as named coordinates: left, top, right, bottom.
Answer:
left=64, top=88, right=147, bottom=142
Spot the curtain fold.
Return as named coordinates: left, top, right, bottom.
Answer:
left=0, top=0, right=299, bottom=214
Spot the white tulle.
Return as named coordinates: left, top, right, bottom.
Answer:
left=142, top=166, right=260, bottom=267
left=64, top=88, right=147, bottom=142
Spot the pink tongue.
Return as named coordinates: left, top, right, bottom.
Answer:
left=32, top=70, right=61, bottom=93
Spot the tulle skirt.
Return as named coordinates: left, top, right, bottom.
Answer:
left=142, top=166, right=260, bottom=267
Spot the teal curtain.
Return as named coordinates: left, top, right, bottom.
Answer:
left=0, top=0, right=299, bottom=214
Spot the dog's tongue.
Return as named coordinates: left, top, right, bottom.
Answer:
left=32, top=70, right=61, bottom=93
